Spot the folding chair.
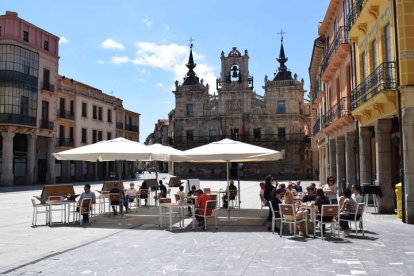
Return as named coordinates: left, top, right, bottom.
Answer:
left=340, top=203, right=365, bottom=236
left=73, top=198, right=92, bottom=225
left=279, top=204, right=308, bottom=237
left=269, top=202, right=281, bottom=234
left=137, top=189, right=149, bottom=207
left=316, top=204, right=340, bottom=240
left=196, top=200, right=218, bottom=230
left=31, top=198, right=49, bottom=226
left=109, top=193, right=123, bottom=215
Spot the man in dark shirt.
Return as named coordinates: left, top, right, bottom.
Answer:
left=158, top=180, right=167, bottom=198
left=302, top=186, right=317, bottom=203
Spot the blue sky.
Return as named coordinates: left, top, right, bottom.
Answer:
left=3, top=0, right=330, bottom=141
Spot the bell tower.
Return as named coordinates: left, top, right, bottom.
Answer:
left=216, top=47, right=253, bottom=92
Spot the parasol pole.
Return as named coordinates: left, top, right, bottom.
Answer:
left=226, top=161, right=230, bottom=221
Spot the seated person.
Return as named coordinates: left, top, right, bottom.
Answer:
left=339, top=188, right=358, bottom=237
left=186, top=185, right=197, bottom=216
left=302, top=186, right=317, bottom=203
left=351, top=184, right=363, bottom=203
left=110, top=183, right=125, bottom=215
left=176, top=185, right=186, bottom=202
left=77, top=184, right=96, bottom=223
left=287, top=182, right=298, bottom=196
left=155, top=180, right=167, bottom=200
left=194, top=189, right=212, bottom=227
left=138, top=181, right=149, bottom=206
left=124, top=182, right=138, bottom=211
left=283, top=190, right=308, bottom=234
left=314, top=188, right=333, bottom=234
left=293, top=180, right=303, bottom=193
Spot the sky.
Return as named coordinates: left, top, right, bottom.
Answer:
left=2, top=0, right=330, bottom=141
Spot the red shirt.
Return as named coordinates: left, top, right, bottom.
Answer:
left=196, top=193, right=212, bottom=215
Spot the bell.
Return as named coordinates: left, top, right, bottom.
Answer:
left=231, top=65, right=239, bottom=78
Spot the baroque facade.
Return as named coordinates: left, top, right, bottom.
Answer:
left=0, top=11, right=140, bottom=186
left=169, top=41, right=313, bottom=180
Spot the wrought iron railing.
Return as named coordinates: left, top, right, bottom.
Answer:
left=0, top=113, right=36, bottom=126
left=116, top=122, right=124, bottom=129
left=41, top=81, right=55, bottom=92
left=346, top=0, right=367, bottom=31
left=125, top=124, right=138, bottom=132
left=57, top=138, right=74, bottom=147
left=320, top=26, right=349, bottom=76
left=312, top=117, right=321, bottom=137
left=39, top=119, right=54, bottom=130
left=58, top=110, right=74, bottom=120
left=351, top=62, right=397, bottom=110
left=322, top=97, right=351, bottom=127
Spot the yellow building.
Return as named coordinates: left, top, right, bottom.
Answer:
left=348, top=0, right=414, bottom=221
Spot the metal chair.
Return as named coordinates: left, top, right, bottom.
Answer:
left=340, top=203, right=365, bottom=236
left=73, top=198, right=92, bottom=225
left=196, top=200, right=218, bottom=230
left=109, top=193, right=123, bottom=215
left=137, top=189, right=149, bottom=207
left=31, top=198, right=49, bottom=226
left=269, top=202, right=281, bottom=234
left=279, top=204, right=308, bottom=237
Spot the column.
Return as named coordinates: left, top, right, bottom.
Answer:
left=318, top=146, right=324, bottom=184
left=402, top=107, right=414, bottom=224
left=328, top=138, right=337, bottom=179
left=345, top=131, right=357, bottom=187
left=375, top=119, right=393, bottom=213
left=26, top=133, right=37, bottom=185
left=336, top=136, right=346, bottom=193
left=0, top=130, right=15, bottom=186
left=359, top=127, right=372, bottom=185
left=46, top=137, right=56, bottom=184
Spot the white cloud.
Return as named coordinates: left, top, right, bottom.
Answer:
left=101, top=39, right=125, bottom=50
left=97, top=59, right=105, bottom=64
left=111, top=56, right=130, bottom=65
left=138, top=68, right=150, bottom=75
left=59, top=36, right=69, bottom=44
left=141, top=18, right=153, bottom=27
left=156, top=83, right=164, bottom=88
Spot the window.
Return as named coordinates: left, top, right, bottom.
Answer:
left=98, top=107, right=103, bottom=120
left=186, top=130, right=194, bottom=142
left=277, top=101, right=285, bottom=114
left=59, top=125, right=65, bottom=139
left=69, top=127, right=74, bottom=142
left=186, top=104, right=194, bottom=117
left=384, top=23, right=392, bottom=62
left=20, top=96, right=29, bottom=116
left=44, top=40, right=49, bottom=51
left=70, top=101, right=74, bottom=115
left=371, top=39, right=377, bottom=70
left=98, top=131, right=103, bottom=141
left=93, top=105, right=97, bottom=119
left=254, top=128, right=261, bottom=140
left=82, top=102, right=87, bottom=117
left=209, top=129, right=218, bottom=141
left=107, top=132, right=112, bottom=140
left=360, top=52, right=366, bottom=80
left=43, top=69, right=50, bottom=90
left=107, top=109, right=112, bottom=122
left=82, top=128, right=87, bottom=143
left=278, top=128, right=286, bottom=141
left=41, top=101, right=49, bottom=120
left=23, top=31, right=29, bottom=42
left=92, top=130, right=97, bottom=143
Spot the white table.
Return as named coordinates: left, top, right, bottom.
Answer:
left=46, top=200, right=76, bottom=225
left=159, top=202, right=195, bottom=230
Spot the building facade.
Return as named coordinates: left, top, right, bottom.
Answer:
left=169, top=42, right=313, bottom=180
left=0, top=11, right=140, bottom=186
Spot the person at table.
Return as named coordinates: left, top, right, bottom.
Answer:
left=283, top=190, right=308, bottom=234
left=314, top=188, right=332, bottom=235
left=339, top=188, right=358, bottom=237
left=287, top=182, right=298, bottom=196
left=156, top=180, right=167, bottom=200
left=124, top=182, right=138, bottom=211
left=323, top=176, right=338, bottom=204
left=264, top=175, right=275, bottom=231
left=176, top=185, right=186, bottom=202
left=186, top=185, right=197, bottom=216
left=293, top=180, right=303, bottom=193
left=78, top=184, right=96, bottom=223
left=269, top=188, right=284, bottom=231
left=302, top=186, right=317, bottom=203
left=351, top=184, right=363, bottom=203
left=139, top=181, right=149, bottom=206
left=110, top=183, right=125, bottom=215
left=194, top=189, right=212, bottom=228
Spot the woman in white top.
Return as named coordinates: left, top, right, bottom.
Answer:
left=323, top=176, right=338, bottom=204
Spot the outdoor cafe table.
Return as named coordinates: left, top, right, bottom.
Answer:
left=159, top=202, right=195, bottom=230
left=46, top=199, right=77, bottom=225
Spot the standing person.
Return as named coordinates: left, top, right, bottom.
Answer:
left=194, top=189, right=212, bottom=228
left=124, top=183, right=138, bottom=212
left=323, top=176, right=338, bottom=204
left=78, top=184, right=96, bottom=223
left=264, top=175, right=275, bottom=231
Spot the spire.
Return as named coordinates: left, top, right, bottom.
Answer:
left=273, top=30, right=293, bottom=81
left=183, top=37, right=200, bottom=85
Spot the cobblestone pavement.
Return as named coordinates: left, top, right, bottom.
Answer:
left=1, top=175, right=413, bottom=275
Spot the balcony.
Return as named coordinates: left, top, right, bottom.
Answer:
left=312, top=117, right=321, bottom=137
left=41, top=81, right=55, bottom=92
left=58, top=110, right=74, bottom=120
left=125, top=124, right=138, bottom=132
left=0, top=113, right=36, bottom=126
left=322, top=97, right=351, bottom=128
left=346, top=0, right=367, bottom=31
left=39, top=119, right=54, bottom=130
left=351, top=62, right=397, bottom=110
left=320, top=26, right=350, bottom=82
left=57, top=138, right=74, bottom=147
left=116, top=122, right=124, bottom=130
